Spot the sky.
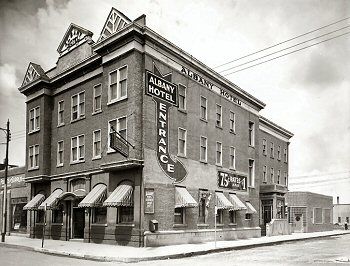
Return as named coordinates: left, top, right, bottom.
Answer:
left=0, top=0, right=349, bottom=203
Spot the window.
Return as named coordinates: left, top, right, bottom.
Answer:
left=36, top=210, right=44, bottom=223
left=262, top=139, right=267, bottom=155
left=245, top=213, right=252, bottom=220
left=117, top=206, right=134, bottom=223
left=284, top=172, right=288, bottom=186
left=314, top=208, right=323, bottom=224
left=178, top=84, right=186, bottom=110
left=200, top=136, right=207, bottom=162
left=284, top=148, right=288, bottom=162
left=198, top=196, right=206, bottom=224
left=270, top=142, right=274, bottom=158
left=93, top=84, right=102, bottom=113
left=229, top=147, right=236, bottom=169
left=347, top=217, right=349, bottom=223
left=248, top=121, right=254, bottom=146
left=93, top=130, right=101, bottom=159
left=92, top=207, right=107, bottom=224
left=271, top=168, right=274, bottom=183
left=200, top=96, right=207, bottom=120
left=71, top=91, right=85, bottom=121
left=109, top=66, right=127, bottom=103
left=71, top=135, right=85, bottom=163
left=52, top=205, right=63, bottom=223
left=28, top=144, right=39, bottom=169
left=338, top=217, right=341, bottom=223
left=216, top=104, right=222, bottom=127
left=29, top=106, right=40, bottom=132
left=229, top=111, right=236, bottom=133
left=277, top=145, right=281, bottom=160
left=216, top=209, right=223, bottom=224
left=57, top=141, right=64, bottom=166
left=57, top=101, right=64, bottom=126
left=324, top=209, right=331, bottom=224
left=178, top=128, right=187, bottom=157
left=108, top=117, right=127, bottom=151
left=248, top=159, right=255, bottom=187
left=229, top=210, right=237, bottom=224
left=277, top=170, right=281, bottom=184
left=263, top=165, right=267, bottom=183
left=174, top=207, right=185, bottom=224
left=216, top=142, right=222, bottom=166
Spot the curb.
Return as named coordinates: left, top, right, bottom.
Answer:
left=1, top=231, right=349, bottom=263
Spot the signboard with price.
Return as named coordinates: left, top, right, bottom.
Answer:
left=217, top=171, right=247, bottom=191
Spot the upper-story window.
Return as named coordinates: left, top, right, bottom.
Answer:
left=263, top=165, right=267, bottom=183
left=216, top=104, right=222, bottom=127
left=262, top=139, right=267, bottom=155
left=71, top=135, right=85, bottom=163
left=229, top=111, right=236, bottom=133
left=200, top=96, right=207, bottom=120
left=178, top=84, right=186, bottom=110
left=271, top=168, right=274, bottom=183
left=248, top=159, right=255, bottom=187
left=284, top=148, right=288, bottom=162
left=93, top=84, right=102, bottom=113
left=28, top=144, right=39, bottom=170
left=216, top=142, right=222, bottom=166
left=57, top=101, right=64, bottom=126
left=57, top=141, right=64, bottom=167
left=109, top=66, right=127, bottom=103
left=248, top=121, right=255, bottom=146
left=71, top=91, right=85, bottom=121
left=277, top=145, right=281, bottom=160
left=178, top=128, right=187, bottom=157
left=93, top=130, right=101, bottom=159
left=277, top=170, right=281, bottom=184
left=29, top=106, right=40, bottom=132
left=108, top=117, right=127, bottom=152
left=270, top=142, right=274, bottom=158
left=230, top=147, right=236, bottom=170
left=200, top=136, right=207, bottom=162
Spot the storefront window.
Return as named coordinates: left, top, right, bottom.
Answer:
left=198, top=198, right=206, bottom=224
left=36, top=210, right=45, bottom=223
left=92, top=207, right=107, bottom=224
left=174, top=207, right=185, bottom=224
left=216, top=209, right=223, bottom=224
left=229, top=211, right=236, bottom=224
left=245, top=213, right=252, bottom=220
left=117, top=206, right=134, bottom=223
left=11, top=202, right=27, bottom=231
left=52, top=205, right=63, bottom=223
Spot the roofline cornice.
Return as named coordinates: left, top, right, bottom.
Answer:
left=259, top=116, right=294, bottom=139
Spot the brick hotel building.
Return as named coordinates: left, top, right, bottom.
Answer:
left=18, top=8, right=293, bottom=246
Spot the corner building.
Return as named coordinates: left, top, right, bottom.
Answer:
left=19, top=8, right=292, bottom=247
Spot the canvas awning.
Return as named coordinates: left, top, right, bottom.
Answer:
left=228, top=194, right=247, bottom=211
left=175, top=187, right=198, bottom=208
left=216, top=192, right=234, bottom=210
left=38, top=189, right=63, bottom=210
left=23, top=194, right=45, bottom=210
left=246, top=201, right=257, bottom=214
left=78, top=184, right=107, bottom=208
left=103, top=181, right=133, bottom=207
left=58, top=189, right=86, bottom=201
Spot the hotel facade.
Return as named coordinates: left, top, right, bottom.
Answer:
left=18, top=8, right=292, bottom=246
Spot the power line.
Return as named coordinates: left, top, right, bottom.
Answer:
left=289, top=176, right=350, bottom=186
left=219, top=25, right=350, bottom=73
left=223, top=31, right=350, bottom=75
left=290, top=170, right=350, bottom=180
left=214, top=16, right=350, bottom=68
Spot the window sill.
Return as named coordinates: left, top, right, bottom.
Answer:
left=215, top=163, right=223, bottom=167
left=71, top=116, right=85, bottom=124
left=215, top=125, right=223, bottom=130
left=200, top=160, right=208, bottom=164
left=92, top=156, right=101, bottom=161
left=56, top=164, right=64, bottom=168
left=91, top=223, right=108, bottom=227
left=248, top=186, right=255, bottom=189
left=70, top=160, right=85, bottom=165
left=197, top=223, right=209, bottom=227
left=57, top=123, right=65, bottom=128
left=178, top=109, right=187, bottom=114
left=216, top=223, right=224, bottom=227
left=51, top=223, right=64, bottom=226
left=116, top=223, right=135, bottom=227
left=200, top=118, right=208, bottom=123
left=28, top=129, right=40, bottom=135
left=248, top=145, right=255, bottom=149
left=92, top=110, right=102, bottom=116
left=173, top=224, right=187, bottom=228
left=228, top=223, right=237, bottom=226
left=177, top=154, right=187, bottom=159
left=107, top=96, right=127, bottom=106
left=229, top=167, right=236, bottom=171
left=28, top=167, right=39, bottom=172
left=229, top=129, right=236, bottom=135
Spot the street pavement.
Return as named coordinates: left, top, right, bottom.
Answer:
left=0, top=232, right=349, bottom=265
left=0, top=230, right=349, bottom=263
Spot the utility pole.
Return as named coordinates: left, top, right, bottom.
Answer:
left=1, top=119, right=10, bottom=242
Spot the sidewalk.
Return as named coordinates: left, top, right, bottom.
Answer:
left=0, top=230, right=349, bottom=263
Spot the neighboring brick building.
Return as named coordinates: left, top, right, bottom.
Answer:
left=286, top=191, right=333, bottom=233
left=258, top=117, right=293, bottom=234
left=18, top=8, right=292, bottom=246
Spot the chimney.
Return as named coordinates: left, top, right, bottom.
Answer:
left=337, top=196, right=340, bottom=204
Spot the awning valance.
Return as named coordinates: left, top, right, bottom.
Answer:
left=175, top=187, right=198, bottom=208
left=39, top=189, right=63, bottom=210
left=228, top=194, right=247, bottom=211
left=103, top=182, right=133, bottom=207
left=246, top=201, right=257, bottom=214
left=78, top=184, right=107, bottom=208
left=23, top=194, right=45, bottom=210
left=216, top=192, right=234, bottom=210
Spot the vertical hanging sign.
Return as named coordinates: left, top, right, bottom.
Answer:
left=145, top=64, right=187, bottom=183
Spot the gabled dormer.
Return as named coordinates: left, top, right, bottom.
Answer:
left=21, top=62, right=49, bottom=87
left=98, top=8, right=132, bottom=42
left=57, top=23, right=93, bottom=56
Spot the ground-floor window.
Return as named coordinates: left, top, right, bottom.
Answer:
left=245, top=213, right=252, bottom=220
left=229, top=211, right=236, bottom=224
left=216, top=209, right=223, bottom=224
left=36, top=210, right=44, bottom=223
left=11, top=203, right=27, bottom=231
left=92, top=207, right=107, bottom=224
left=52, top=206, right=63, bottom=223
left=198, top=197, right=206, bottom=224
left=174, top=207, right=185, bottom=224
left=117, top=206, right=134, bottom=223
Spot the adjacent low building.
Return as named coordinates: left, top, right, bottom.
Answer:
left=286, top=191, right=333, bottom=233
left=333, top=199, right=350, bottom=226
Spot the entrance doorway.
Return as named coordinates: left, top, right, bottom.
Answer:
left=72, top=207, right=85, bottom=238
left=294, top=214, right=303, bottom=232
left=263, top=205, right=272, bottom=224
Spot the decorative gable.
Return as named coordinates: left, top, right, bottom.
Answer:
left=98, top=8, right=132, bottom=42
left=57, top=23, right=93, bottom=56
left=22, top=63, right=48, bottom=87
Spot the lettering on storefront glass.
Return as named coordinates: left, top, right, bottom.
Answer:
left=218, top=171, right=247, bottom=191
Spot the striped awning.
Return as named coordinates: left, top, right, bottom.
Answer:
left=228, top=194, right=247, bottom=211
left=38, top=189, right=63, bottom=210
left=23, top=194, right=45, bottom=210
left=216, top=192, right=234, bottom=210
left=78, top=184, right=107, bottom=208
left=175, top=187, right=198, bottom=208
left=103, top=182, right=133, bottom=207
left=246, top=201, right=257, bottom=214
